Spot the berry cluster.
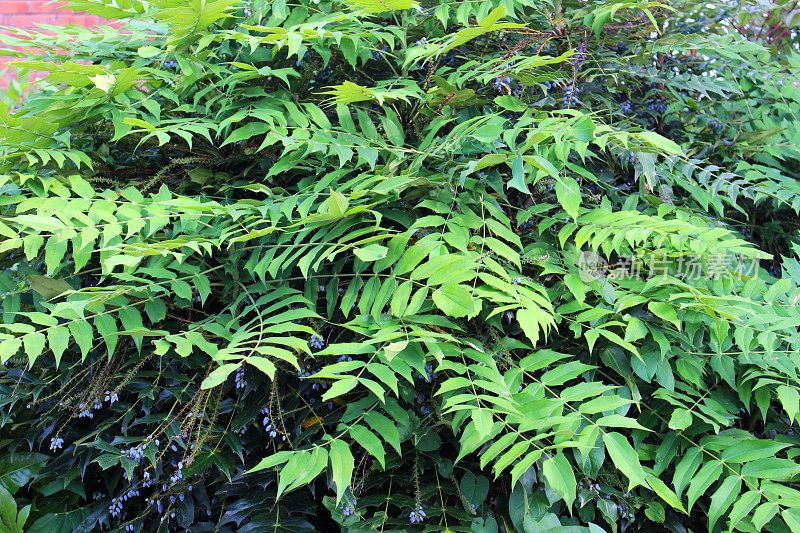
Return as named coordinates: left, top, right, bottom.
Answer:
left=420, top=363, right=436, bottom=383
left=572, top=43, right=586, bottom=66
left=169, top=462, right=183, bottom=484
left=261, top=407, right=288, bottom=440
left=77, top=402, right=93, bottom=419
left=127, top=445, right=145, bottom=463
left=492, top=60, right=530, bottom=98
left=494, top=75, right=514, bottom=92
left=109, top=497, right=124, bottom=518
left=340, top=498, right=357, bottom=516
left=234, top=366, right=247, bottom=389
left=563, top=84, right=580, bottom=107
left=416, top=393, right=429, bottom=415
left=646, top=99, right=667, bottom=114
left=517, top=216, right=537, bottom=235
left=576, top=482, right=636, bottom=520
left=310, top=334, right=325, bottom=350
left=409, top=503, right=426, bottom=523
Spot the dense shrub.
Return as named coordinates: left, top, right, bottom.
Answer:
left=1, top=0, right=800, bottom=531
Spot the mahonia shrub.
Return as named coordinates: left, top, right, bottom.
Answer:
left=1, top=0, right=800, bottom=531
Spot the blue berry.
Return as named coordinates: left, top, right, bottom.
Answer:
left=310, top=334, right=324, bottom=350
left=109, top=497, right=123, bottom=517
left=409, top=505, right=426, bottom=523
left=563, top=84, right=580, bottom=107
left=235, top=366, right=247, bottom=389
left=127, top=446, right=144, bottom=463
left=573, top=43, right=586, bottom=66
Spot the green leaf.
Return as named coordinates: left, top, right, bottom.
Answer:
left=542, top=452, right=576, bottom=511
left=603, top=432, right=647, bottom=490
left=330, top=439, right=354, bottom=504
left=246, top=356, right=276, bottom=379
left=123, top=117, right=155, bottom=130
left=365, top=411, right=401, bottom=454
left=432, top=283, right=476, bottom=318
left=508, top=155, right=529, bottom=194
left=201, top=363, right=240, bottom=389
left=0, top=484, right=17, bottom=532
left=721, top=440, right=792, bottom=464
left=777, top=385, right=800, bottom=424
left=67, top=320, right=93, bottom=360
left=517, top=307, right=550, bottom=347
left=276, top=450, right=311, bottom=498
left=344, top=0, right=419, bottom=13
left=645, top=473, right=686, bottom=514
left=67, top=175, right=95, bottom=198
left=475, top=154, right=507, bottom=173
left=644, top=501, right=665, bottom=523
left=636, top=131, right=683, bottom=155
left=579, top=394, right=631, bottom=414
left=471, top=409, right=493, bottom=440
left=27, top=276, right=72, bottom=299
left=137, top=45, right=161, bottom=58
left=354, top=244, right=388, bottom=262
left=753, top=502, right=778, bottom=530
left=382, top=340, right=408, bottom=362
left=707, top=475, right=741, bottom=531
left=94, top=313, right=118, bottom=355
left=648, top=301, right=681, bottom=331
left=248, top=451, right=295, bottom=474
left=668, top=408, right=692, bottom=430
left=349, top=424, right=385, bottom=468
left=328, top=189, right=349, bottom=217
left=555, top=176, right=581, bottom=219
left=563, top=273, right=586, bottom=304
left=727, top=490, right=761, bottom=532
left=390, top=280, right=413, bottom=317
left=46, top=326, right=69, bottom=368
left=473, top=121, right=503, bottom=143
left=783, top=509, right=800, bottom=533
left=686, top=461, right=723, bottom=511
left=22, top=332, right=45, bottom=364
left=322, top=376, right=358, bottom=401
left=495, top=95, right=526, bottom=112
left=0, top=453, right=47, bottom=492
left=0, top=338, right=21, bottom=364
left=741, top=458, right=800, bottom=480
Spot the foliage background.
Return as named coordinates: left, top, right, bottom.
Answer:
left=1, top=0, right=800, bottom=531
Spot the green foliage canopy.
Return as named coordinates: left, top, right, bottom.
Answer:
left=1, top=0, right=800, bottom=531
